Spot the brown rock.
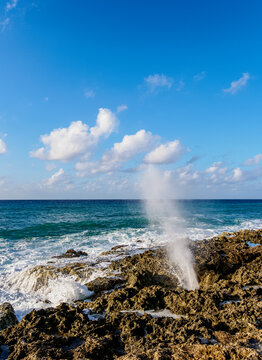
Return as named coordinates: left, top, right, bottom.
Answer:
left=55, top=249, right=88, bottom=258
left=0, top=303, right=18, bottom=331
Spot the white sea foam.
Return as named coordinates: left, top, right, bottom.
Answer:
left=38, top=277, right=93, bottom=305
left=0, top=270, right=93, bottom=321
left=121, top=309, right=181, bottom=319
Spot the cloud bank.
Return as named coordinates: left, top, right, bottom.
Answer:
left=76, top=129, right=156, bottom=175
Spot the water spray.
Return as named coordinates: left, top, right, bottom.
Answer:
left=142, top=165, right=198, bottom=290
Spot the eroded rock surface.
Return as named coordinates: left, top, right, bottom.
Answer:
left=0, top=229, right=261, bottom=359
left=0, top=303, right=18, bottom=331
left=55, top=249, right=88, bottom=258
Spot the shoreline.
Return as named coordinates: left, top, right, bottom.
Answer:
left=0, top=228, right=261, bottom=359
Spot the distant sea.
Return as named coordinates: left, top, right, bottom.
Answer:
left=0, top=199, right=262, bottom=319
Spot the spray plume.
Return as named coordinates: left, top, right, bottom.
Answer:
left=142, top=165, right=198, bottom=290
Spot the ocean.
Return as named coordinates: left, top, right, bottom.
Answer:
left=0, top=199, right=262, bottom=319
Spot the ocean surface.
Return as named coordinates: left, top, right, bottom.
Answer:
left=0, top=199, right=262, bottom=319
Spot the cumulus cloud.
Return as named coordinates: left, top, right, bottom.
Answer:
left=89, top=108, right=118, bottom=139
left=0, top=138, right=7, bottom=154
left=144, top=74, right=173, bottom=92
left=223, top=73, right=250, bottom=94
left=193, top=71, right=206, bottom=81
left=143, top=140, right=184, bottom=165
left=109, top=130, right=155, bottom=161
left=76, top=129, right=156, bottom=175
left=30, top=108, right=118, bottom=162
left=244, top=154, right=262, bottom=166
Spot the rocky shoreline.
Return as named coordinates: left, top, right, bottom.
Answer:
left=0, top=229, right=261, bottom=359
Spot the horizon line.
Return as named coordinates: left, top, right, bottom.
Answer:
left=0, top=198, right=262, bottom=201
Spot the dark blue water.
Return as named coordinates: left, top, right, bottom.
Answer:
left=1, top=199, right=262, bottom=240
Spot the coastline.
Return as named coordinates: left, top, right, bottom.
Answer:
left=0, top=229, right=261, bottom=359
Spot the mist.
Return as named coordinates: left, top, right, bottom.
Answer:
left=141, top=165, right=199, bottom=290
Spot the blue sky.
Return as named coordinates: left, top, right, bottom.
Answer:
left=0, top=0, right=262, bottom=199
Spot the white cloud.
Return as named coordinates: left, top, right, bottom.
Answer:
left=76, top=129, right=156, bottom=175
left=205, top=162, right=226, bottom=174
left=193, top=71, right=206, bottom=81
left=44, top=168, right=65, bottom=186
left=45, top=163, right=56, bottom=172
left=223, top=73, right=250, bottom=94
left=30, top=108, right=118, bottom=162
left=84, top=89, right=95, bottom=98
left=6, top=0, right=18, bottom=12
left=244, top=154, right=262, bottom=166
left=89, top=108, right=118, bottom=139
left=144, top=74, right=173, bottom=92
left=0, top=1, right=18, bottom=33
left=204, top=162, right=227, bottom=185
left=109, top=130, right=155, bottom=161
left=116, top=104, right=128, bottom=113
left=143, top=140, right=183, bottom=165
left=42, top=168, right=73, bottom=190
left=177, top=165, right=199, bottom=183
left=0, top=18, right=10, bottom=33
left=0, top=138, right=7, bottom=154
left=232, top=167, right=243, bottom=181
left=31, top=121, right=90, bottom=161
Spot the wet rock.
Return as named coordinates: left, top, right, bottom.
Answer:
left=55, top=249, right=88, bottom=258
left=111, top=245, right=128, bottom=251
left=0, top=303, right=18, bottom=331
left=85, top=276, right=124, bottom=295
left=10, top=262, right=93, bottom=292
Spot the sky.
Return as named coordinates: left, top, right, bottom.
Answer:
left=0, top=0, right=262, bottom=199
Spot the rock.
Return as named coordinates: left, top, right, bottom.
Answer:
left=111, top=245, right=128, bottom=251
left=0, top=229, right=261, bottom=359
left=85, top=276, right=124, bottom=295
left=100, top=244, right=128, bottom=256
left=0, top=303, right=18, bottom=330
left=55, top=249, right=88, bottom=258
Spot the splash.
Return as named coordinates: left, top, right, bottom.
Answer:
left=2, top=266, right=93, bottom=320
left=141, top=165, right=198, bottom=290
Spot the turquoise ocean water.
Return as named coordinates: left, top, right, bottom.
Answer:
left=0, top=199, right=262, bottom=318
